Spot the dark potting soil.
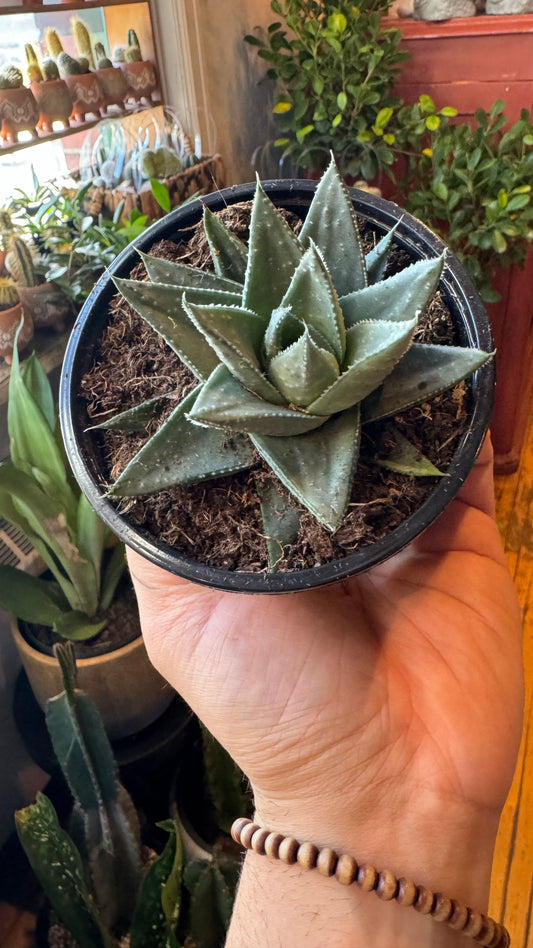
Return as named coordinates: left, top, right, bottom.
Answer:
left=81, top=206, right=471, bottom=573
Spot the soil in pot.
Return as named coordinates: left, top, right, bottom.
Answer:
left=81, top=205, right=473, bottom=575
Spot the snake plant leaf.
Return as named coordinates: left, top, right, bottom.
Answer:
left=21, top=349, right=56, bottom=432
left=76, top=492, right=106, bottom=589
left=89, top=395, right=170, bottom=432
left=130, top=820, right=182, bottom=948
left=109, top=386, right=255, bottom=497
left=189, top=364, right=325, bottom=436
left=308, top=317, right=418, bottom=416
left=252, top=405, right=361, bottom=530
left=0, top=566, right=81, bottom=630
left=203, top=204, right=248, bottom=282
left=15, top=794, right=107, bottom=948
left=138, top=249, right=243, bottom=294
left=255, top=477, right=302, bottom=570
left=268, top=329, right=339, bottom=407
left=299, top=156, right=366, bottom=296
left=183, top=301, right=284, bottom=403
left=53, top=611, right=107, bottom=640
left=243, top=178, right=303, bottom=319
left=280, top=243, right=346, bottom=362
left=340, top=255, right=445, bottom=328
left=113, top=277, right=229, bottom=381
left=376, top=427, right=444, bottom=476
left=365, top=222, right=400, bottom=285
left=363, top=344, right=494, bottom=423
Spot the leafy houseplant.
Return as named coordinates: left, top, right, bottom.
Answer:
left=245, top=0, right=409, bottom=181
left=0, top=335, right=172, bottom=736
left=394, top=96, right=533, bottom=303
left=60, top=158, right=494, bottom=593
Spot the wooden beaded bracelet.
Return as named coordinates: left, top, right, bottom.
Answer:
left=231, top=818, right=510, bottom=948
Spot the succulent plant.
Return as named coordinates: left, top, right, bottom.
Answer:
left=0, top=276, right=20, bottom=310
left=94, top=41, right=113, bottom=69
left=113, top=45, right=126, bottom=63
left=6, top=234, right=39, bottom=287
left=77, top=56, right=91, bottom=74
left=25, top=44, right=43, bottom=82
left=97, top=56, right=113, bottom=69
left=71, top=17, right=95, bottom=70
left=127, top=28, right=141, bottom=51
left=42, top=58, right=60, bottom=82
left=45, top=27, right=64, bottom=60
left=0, top=64, right=24, bottom=90
left=57, top=50, right=82, bottom=78
left=94, top=158, right=492, bottom=564
left=125, top=45, right=142, bottom=63
left=140, top=146, right=181, bottom=180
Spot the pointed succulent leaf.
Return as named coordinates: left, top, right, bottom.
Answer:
left=130, top=820, right=182, bottom=948
left=365, top=222, right=400, bottom=285
left=255, top=477, right=302, bottom=570
left=185, top=862, right=234, bottom=948
left=252, top=405, right=361, bottom=530
left=89, top=395, right=169, bottom=432
left=376, top=426, right=444, bottom=476
left=268, top=329, right=339, bottom=407
left=189, top=364, right=325, bottom=436
left=263, top=306, right=304, bottom=360
left=203, top=204, right=248, bottom=282
left=363, top=344, right=494, bottom=422
left=109, top=386, right=255, bottom=497
left=298, top=156, right=366, bottom=295
left=113, top=277, right=232, bottom=380
left=280, top=243, right=345, bottom=362
left=340, top=255, right=444, bottom=328
left=243, top=178, right=303, bottom=319
left=308, top=317, right=418, bottom=416
left=183, top=300, right=284, bottom=403
left=138, top=249, right=243, bottom=294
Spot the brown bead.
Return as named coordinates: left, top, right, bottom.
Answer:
left=376, top=870, right=398, bottom=901
left=395, top=877, right=417, bottom=907
left=335, top=854, right=358, bottom=886
left=357, top=864, right=378, bottom=891
left=241, top=821, right=260, bottom=849
left=264, top=832, right=285, bottom=859
left=251, top=827, right=270, bottom=854
left=431, top=893, right=453, bottom=922
left=413, top=885, right=435, bottom=915
left=317, top=847, right=337, bottom=877
left=447, top=899, right=469, bottom=931
left=461, top=910, right=483, bottom=937
left=297, top=841, right=319, bottom=870
left=231, top=817, right=253, bottom=844
left=278, top=836, right=299, bottom=864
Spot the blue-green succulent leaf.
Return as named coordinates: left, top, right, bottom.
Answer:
left=340, top=255, right=444, bottom=327
left=138, top=249, right=243, bottom=294
left=252, top=405, right=361, bottom=531
left=109, top=386, right=254, bottom=497
left=188, top=364, right=325, bottom=436
left=203, top=205, right=248, bottom=282
left=263, top=306, right=303, bottom=360
left=376, top=426, right=444, bottom=476
left=298, top=156, right=366, bottom=296
left=88, top=395, right=170, bottom=432
left=365, top=222, right=400, bottom=285
left=308, top=317, right=418, bottom=415
left=255, top=477, right=302, bottom=570
left=268, top=329, right=339, bottom=407
left=183, top=301, right=284, bottom=404
left=280, top=243, right=345, bottom=362
left=243, top=178, right=303, bottom=319
left=363, top=344, right=494, bottom=422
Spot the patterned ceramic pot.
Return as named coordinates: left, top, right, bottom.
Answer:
left=120, top=60, right=158, bottom=105
left=64, top=72, right=104, bottom=122
left=0, top=86, right=39, bottom=143
left=30, top=79, right=72, bottom=134
left=96, top=66, right=128, bottom=112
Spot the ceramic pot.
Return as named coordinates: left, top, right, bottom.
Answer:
left=0, top=86, right=39, bottom=143
left=60, top=181, right=494, bottom=594
left=30, top=79, right=72, bottom=134
left=11, top=616, right=174, bottom=740
left=18, top=281, right=72, bottom=331
left=0, top=302, right=33, bottom=364
left=64, top=72, right=104, bottom=122
left=414, top=0, right=476, bottom=14
left=96, top=66, right=128, bottom=112
left=120, top=60, right=158, bottom=105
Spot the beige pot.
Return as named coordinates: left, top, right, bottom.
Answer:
left=11, top=618, right=174, bottom=740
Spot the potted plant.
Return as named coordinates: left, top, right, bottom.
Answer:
left=25, top=44, right=72, bottom=134
left=0, top=63, right=39, bottom=144
left=16, top=642, right=183, bottom=948
left=46, top=26, right=104, bottom=123
left=6, top=232, right=72, bottom=331
left=118, top=28, right=159, bottom=106
left=93, top=40, right=128, bottom=112
left=60, top=158, right=493, bottom=593
left=0, top=333, right=173, bottom=737
left=0, top=276, right=33, bottom=363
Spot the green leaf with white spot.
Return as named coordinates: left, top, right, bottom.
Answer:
left=203, top=205, right=248, bottom=282
left=280, top=243, right=345, bottom=362
left=340, top=255, right=444, bottom=327
left=268, top=329, right=339, bottom=407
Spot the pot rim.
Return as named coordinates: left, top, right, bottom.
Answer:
left=11, top=615, right=146, bottom=666
left=60, top=180, right=494, bottom=594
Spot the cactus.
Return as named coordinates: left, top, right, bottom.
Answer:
left=113, top=45, right=126, bottom=62
left=0, top=65, right=23, bottom=89
left=45, top=27, right=64, bottom=59
left=0, top=209, right=13, bottom=249
left=27, top=63, right=43, bottom=84
left=57, top=50, right=82, bottom=77
left=125, top=44, right=142, bottom=62
left=140, top=146, right=181, bottom=180
left=127, top=28, right=141, bottom=51
left=97, top=56, right=113, bottom=69
left=25, top=43, right=38, bottom=65
left=77, top=56, right=91, bottom=74
left=15, top=643, right=183, bottom=948
left=6, top=234, right=38, bottom=287
left=95, top=157, right=493, bottom=559
left=71, top=17, right=95, bottom=70
left=94, top=41, right=107, bottom=61
left=0, top=277, right=20, bottom=311
left=41, top=58, right=60, bottom=81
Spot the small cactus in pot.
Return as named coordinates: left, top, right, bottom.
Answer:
left=0, top=283, right=33, bottom=364
left=93, top=39, right=127, bottom=111
left=63, top=157, right=494, bottom=589
left=0, top=67, right=39, bottom=143
left=6, top=234, right=71, bottom=331
left=71, top=16, right=95, bottom=70
left=119, top=27, right=157, bottom=103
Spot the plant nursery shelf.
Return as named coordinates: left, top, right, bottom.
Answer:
left=3, top=0, right=148, bottom=13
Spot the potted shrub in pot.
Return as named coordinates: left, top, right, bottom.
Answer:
left=0, top=334, right=173, bottom=738
left=60, top=158, right=494, bottom=593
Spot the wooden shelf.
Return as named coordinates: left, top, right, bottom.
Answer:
left=2, top=0, right=147, bottom=14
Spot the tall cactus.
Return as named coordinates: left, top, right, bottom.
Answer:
left=71, top=17, right=95, bottom=70
left=6, top=234, right=38, bottom=287
left=45, top=27, right=64, bottom=59
left=0, top=277, right=20, bottom=310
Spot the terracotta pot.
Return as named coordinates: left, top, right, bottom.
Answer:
left=64, top=72, right=104, bottom=122
left=0, top=86, right=39, bottom=144
left=30, top=79, right=72, bottom=134
left=11, top=617, right=174, bottom=740
left=0, top=302, right=33, bottom=364
left=120, top=60, right=158, bottom=105
left=96, top=66, right=128, bottom=112
left=18, top=282, right=72, bottom=331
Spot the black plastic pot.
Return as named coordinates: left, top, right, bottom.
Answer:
left=60, top=180, right=494, bottom=594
